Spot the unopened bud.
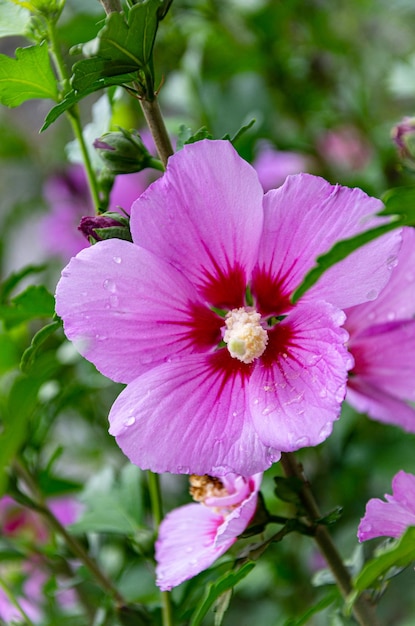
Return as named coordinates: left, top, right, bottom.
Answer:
left=94, top=129, right=157, bottom=175
left=78, top=213, right=132, bottom=243
left=392, top=117, right=415, bottom=167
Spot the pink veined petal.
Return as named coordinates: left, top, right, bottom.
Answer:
left=257, top=174, right=401, bottom=309
left=215, top=473, right=262, bottom=546
left=347, top=378, right=415, bottom=432
left=108, top=354, right=279, bottom=476
left=249, top=302, right=352, bottom=451
left=358, top=471, right=415, bottom=541
left=389, top=471, right=415, bottom=513
left=345, top=227, right=415, bottom=333
left=155, top=503, right=232, bottom=591
left=130, top=139, right=264, bottom=308
left=349, top=319, right=415, bottom=401
left=55, top=239, right=209, bottom=384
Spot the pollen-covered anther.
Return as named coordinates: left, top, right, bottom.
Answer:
left=189, top=474, right=227, bottom=503
left=223, top=307, right=268, bottom=364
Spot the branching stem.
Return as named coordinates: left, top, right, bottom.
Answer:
left=280, top=452, right=380, bottom=626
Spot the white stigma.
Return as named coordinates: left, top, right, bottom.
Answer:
left=223, top=307, right=268, bottom=364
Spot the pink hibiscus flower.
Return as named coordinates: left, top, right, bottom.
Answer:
left=344, top=227, right=415, bottom=431
left=253, top=141, right=310, bottom=191
left=155, top=473, right=261, bottom=590
left=41, top=165, right=158, bottom=262
left=55, top=139, right=400, bottom=476
left=358, top=470, right=415, bottom=541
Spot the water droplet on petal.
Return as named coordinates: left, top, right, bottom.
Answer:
left=366, top=288, right=378, bottom=301
left=124, top=416, right=136, bottom=427
left=319, top=388, right=327, bottom=398
left=387, top=311, right=396, bottom=320
left=185, top=546, right=193, bottom=553
left=176, top=466, right=190, bottom=474
left=110, top=294, right=119, bottom=308
left=113, top=256, right=122, bottom=264
left=103, top=278, right=116, bottom=292
left=189, top=558, right=198, bottom=565
left=262, top=405, right=275, bottom=416
left=318, top=423, right=332, bottom=440
left=294, top=436, right=309, bottom=448
left=386, top=255, right=398, bottom=270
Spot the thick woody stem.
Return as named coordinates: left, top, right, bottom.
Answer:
left=280, top=453, right=380, bottom=626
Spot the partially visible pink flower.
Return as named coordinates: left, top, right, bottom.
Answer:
left=155, top=473, right=262, bottom=590
left=0, top=495, right=82, bottom=621
left=55, top=139, right=400, bottom=476
left=317, top=125, right=373, bottom=171
left=41, top=165, right=157, bottom=262
left=253, top=142, right=310, bottom=191
left=345, top=227, right=415, bottom=431
left=358, top=470, right=415, bottom=541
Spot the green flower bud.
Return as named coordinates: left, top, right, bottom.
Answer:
left=94, top=129, right=158, bottom=175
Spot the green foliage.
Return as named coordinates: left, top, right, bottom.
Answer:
left=0, top=0, right=31, bottom=37
left=0, top=284, right=55, bottom=329
left=352, top=527, right=415, bottom=596
left=189, top=562, right=256, bottom=626
left=0, top=43, right=58, bottom=106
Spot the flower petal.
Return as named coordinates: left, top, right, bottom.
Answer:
left=130, top=139, right=264, bottom=308
left=345, top=227, right=415, bottom=333
left=155, top=503, right=232, bottom=591
left=257, top=174, right=401, bottom=309
left=349, top=319, right=415, bottom=401
left=215, top=473, right=262, bottom=546
left=108, top=354, right=279, bottom=475
left=55, top=239, right=209, bottom=384
left=346, top=378, right=415, bottom=432
left=249, top=302, right=352, bottom=450
left=358, top=471, right=415, bottom=541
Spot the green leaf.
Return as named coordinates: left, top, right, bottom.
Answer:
left=71, top=1, right=162, bottom=93
left=0, top=375, right=42, bottom=496
left=292, top=184, right=415, bottom=303
left=284, top=589, right=339, bottom=626
left=291, top=222, right=398, bottom=303
left=274, top=476, right=304, bottom=505
left=189, top=562, right=255, bottom=626
left=352, top=526, right=415, bottom=594
left=41, top=74, right=134, bottom=131
left=0, top=285, right=55, bottom=328
left=0, top=43, right=58, bottom=107
left=20, top=320, right=61, bottom=373
left=0, top=334, right=19, bottom=373
left=0, top=0, right=31, bottom=37
left=0, top=264, right=47, bottom=302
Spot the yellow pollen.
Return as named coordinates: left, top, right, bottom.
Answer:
left=223, top=307, right=268, bottom=364
left=189, top=475, right=227, bottom=503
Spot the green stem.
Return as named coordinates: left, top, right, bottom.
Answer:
left=147, top=471, right=174, bottom=626
left=280, top=453, right=380, bottom=626
left=13, top=460, right=127, bottom=609
left=0, top=578, right=36, bottom=626
left=139, top=96, right=174, bottom=168
left=46, top=19, right=102, bottom=213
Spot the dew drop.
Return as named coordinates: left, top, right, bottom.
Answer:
left=232, top=411, right=238, bottom=417
left=176, top=466, right=190, bottom=474
left=103, top=278, right=116, bottom=292
left=124, top=416, right=136, bottom=427
left=294, top=436, right=309, bottom=448
left=184, top=546, right=193, bottom=554
left=253, top=398, right=260, bottom=405
left=110, top=294, right=119, bottom=308
left=113, top=256, right=122, bottom=264
left=386, top=311, right=396, bottom=321
left=386, top=254, right=398, bottom=270
left=318, top=423, right=332, bottom=440
left=261, top=405, right=275, bottom=416
left=366, top=288, right=378, bottom=301
left=189, top=558, right=198, bottom=565
left=318, top=388, right=327, bottom=398
left=95, top=334, right=107, bottom=341
left=266, top=450, right=281, bottom=464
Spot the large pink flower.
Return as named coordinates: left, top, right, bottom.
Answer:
left=155, top=473, right=261, bottom=590
left=55, top=139, right=400, bottom=476
left=344, top=227, right=415, bottom=431
left=358, top=470, right=415, bottom=541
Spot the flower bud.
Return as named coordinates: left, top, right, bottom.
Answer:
left=94, top=129, right=156, bottom=175
left=392, top=117, right=415, bottom=167
left=78, top=213, right=132, bottom=243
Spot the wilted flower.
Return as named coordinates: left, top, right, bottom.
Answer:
left=55, top=139, right=400, bottom=476
left=358, top=470, right=415, bottom=541
left=345, top=227, right=415, bottom=431
left=155, top=473, right=262, bottom=590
